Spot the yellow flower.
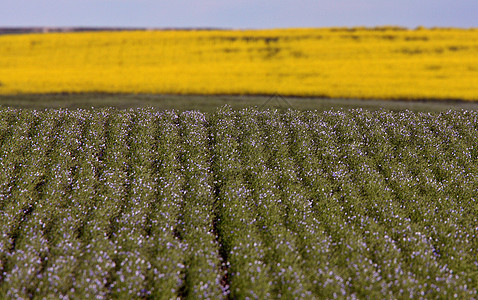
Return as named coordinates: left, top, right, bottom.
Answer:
left=0, top=27, right=477, bottom=100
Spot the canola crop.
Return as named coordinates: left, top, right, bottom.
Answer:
left=0, top=27, right=478, bottom=100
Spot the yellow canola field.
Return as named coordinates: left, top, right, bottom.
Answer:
left=1, top=27, right=478, bottom=100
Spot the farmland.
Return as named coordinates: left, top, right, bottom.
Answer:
left=4, top=93, right=478, bottom=112
left=1, top=27, right=478, bottom=100
left=0, top=107, right=477, bottom=298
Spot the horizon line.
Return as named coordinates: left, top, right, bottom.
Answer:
left=1, top=25, right=477, bottom=33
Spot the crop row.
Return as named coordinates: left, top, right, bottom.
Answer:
left=0, top=107, right=477, bottom=298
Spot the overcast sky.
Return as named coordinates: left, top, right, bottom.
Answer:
left=1, top=0, right=477, bottom=29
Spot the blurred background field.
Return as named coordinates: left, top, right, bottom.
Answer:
left=1, top=27, right=478, bottom=103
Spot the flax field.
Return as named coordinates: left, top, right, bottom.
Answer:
left=0, top=107, right=477, bottom=299
left=1, top=27, right=478, bottom=100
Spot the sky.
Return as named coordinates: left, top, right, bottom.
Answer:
left=1, top=0, right=477, bottom=29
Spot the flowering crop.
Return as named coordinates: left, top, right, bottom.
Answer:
left=0, top=107, right=477, bottom=298
left=1, top=28, right=478, bottom=100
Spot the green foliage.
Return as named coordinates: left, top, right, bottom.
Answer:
left=0, top=107, right=477, bottom=298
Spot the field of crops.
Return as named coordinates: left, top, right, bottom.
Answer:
left=0, top=107, right=476, bottom=298
left=1, top=27, right=478, bottom=100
